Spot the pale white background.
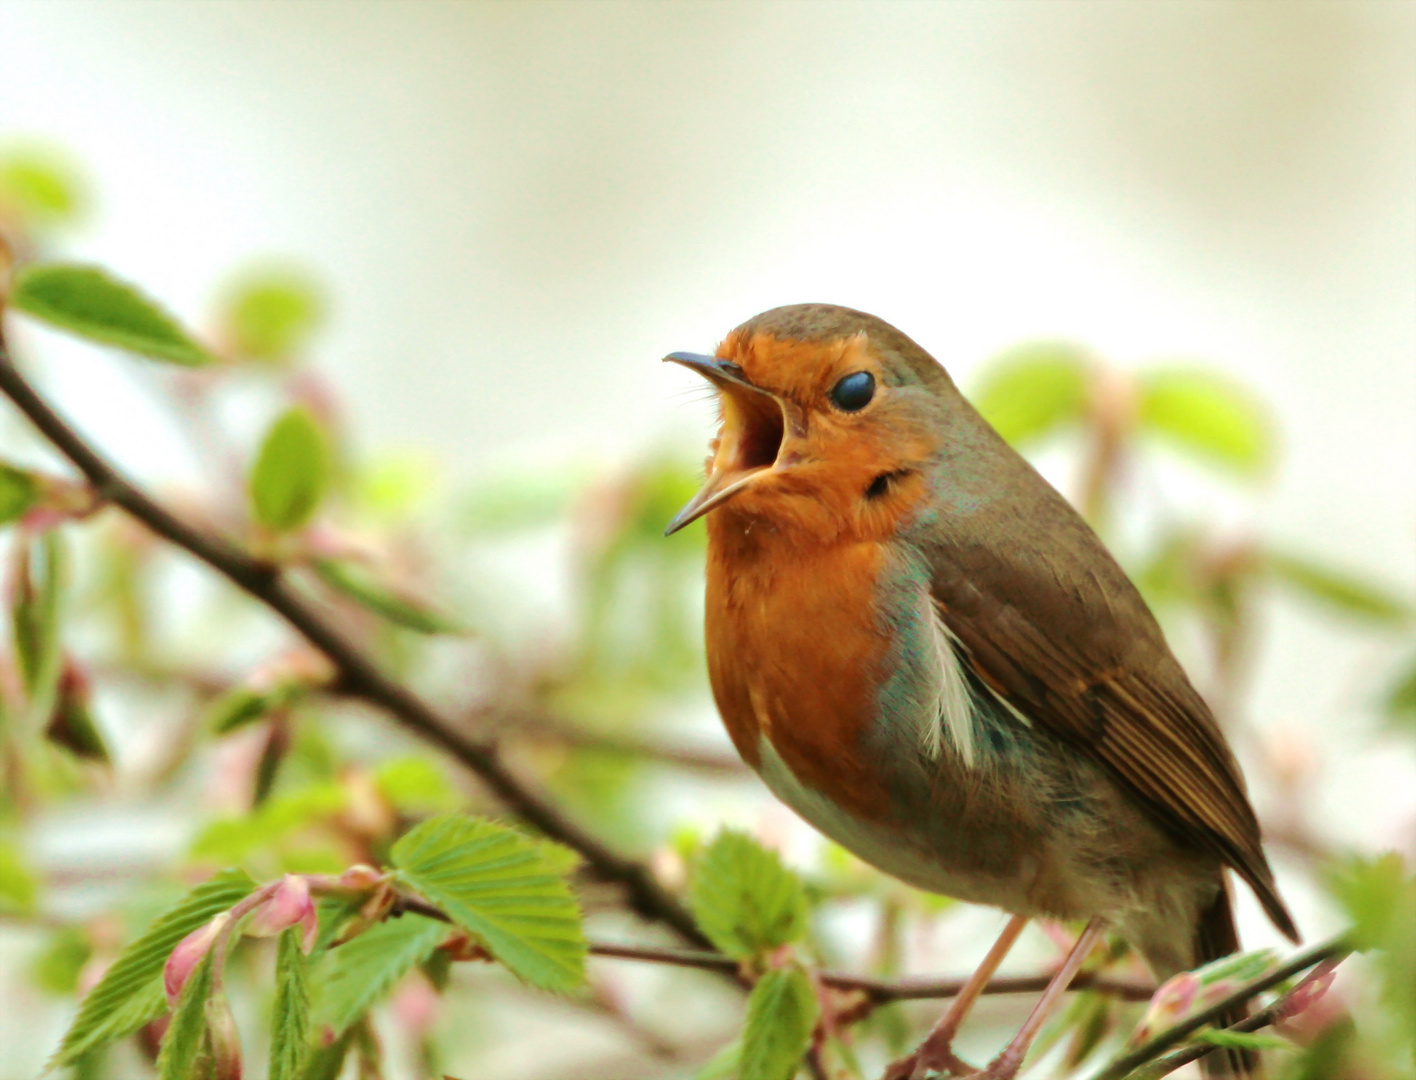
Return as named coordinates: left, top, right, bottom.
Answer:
left=1, top=2, right=1413, bottom=1076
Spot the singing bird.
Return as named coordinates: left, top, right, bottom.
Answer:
left=664, top=305, right=1297, bottom=1080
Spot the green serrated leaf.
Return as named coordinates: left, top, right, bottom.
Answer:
left=1265, top=552, right=1411, bottom=625
left=0, top=838, right=38, bottom=915
left=220, top=266, right=324, bottom=363
left=312, top=913, right=446, bottom=1036
left=155, top=949, right=214, bottom=1080
left=1194, top=1027, right=1289, bottom=1051
left=971, top=342, right=1090, bottom=446
left=311, top=557, right=463, bottom=635
left=0, top=463, right=40, bottom=526
left=1139, top=368, right=1271, bottom=477
left=390, top=814, right=586, bottom=993
left=689, top=830, right=809, bottom=960
left=270, top=928, right=312, bottom=1080
left=296, top=1026, right=355, bottom=1080
left=740, top=965, right=819, bottom=1080
left=12, top=530, right=65, bottom=704
left=10, top=264, right=213, bottom=367
left=49, top=868, right=256, bottom=1068
left=249, top=407, right=330, bottom=532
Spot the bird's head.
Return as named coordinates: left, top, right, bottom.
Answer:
left=665, top=304, right=958, bottom=543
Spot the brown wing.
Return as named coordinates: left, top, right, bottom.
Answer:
left=927, top=533, right=1298, bottom=942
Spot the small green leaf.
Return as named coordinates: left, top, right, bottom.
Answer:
left=971, top=343, right=1090, bottom=446
left=46, top=664, right=111, bottom=764
left=220, top=266, right=324, bottom=363
left=0, top=838, right=38, bottom=915
left=207, top=682, right=305, bottom=736
left=1265, top=552, right=1411, bottom=625
left=12, top=530, right=65, bottom=705
left=311, top=557, right=463, bottom=635
left=1194, top=1028, right=1289, bottom=1051
left=1386, top=656, right=1416, bottom=732
left=688, top=1039, right=741, bottom=1080
left=189, top=783, right=345, bottom=864
left=391, top=814, right=586, bottom=993
left=31, top=926, right=93, bottom=996
left=1326, top=853, right=1416, bottom=1063
left=312, top=913, right=446, bottom=1036
left=207, top=686, right=277, bottom=735
left=10, top=264, right=213, bottom=367
left=375, top=757, right=457, bottom=814
left=155, top=949, right=214, bottom=1080
left=0, top=144, right=85, bottom=227
left=1138, top=369, right=1271, bottom=477
left=270, top=928, right=312, bottom=1080
left=689, top=830, right=809, bottom=960
left=740, top=965, right=819, bottom=1080
left=50, top=868, right=256, bottom=1067
left=249, top=407, right=330, bottom=532
left=0, top=463, right=40, bottom=526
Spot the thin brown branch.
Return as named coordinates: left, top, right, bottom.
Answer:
left=0, top=323, right=708, bottom=949
left=584, top=939, right=1154, bottom=1003
left=1089, top=935, right=1352, bottom=1080
left=387, top=896, right=1156, bottom=1005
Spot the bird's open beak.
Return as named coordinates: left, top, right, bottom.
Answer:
left=663, top=352, right=786, bottom=536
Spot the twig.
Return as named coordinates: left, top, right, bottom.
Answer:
left=1130, top=958, right=1341, bottom=1080
left=0, top=323, right=708, bottom=949
left=386, top=897, right=1157, bottom=1005
left=585, top=940, right=1153, bottom=1003
left=1089, top=935, right=1351, bottom=1080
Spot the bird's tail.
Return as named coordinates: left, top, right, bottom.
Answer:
left=1193, top=884, right=1260, bottom=1079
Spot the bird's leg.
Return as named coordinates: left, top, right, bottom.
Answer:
left=967, top=918, right=1106, bottom=1080
left=882, top=914, right=1029, bottom=1080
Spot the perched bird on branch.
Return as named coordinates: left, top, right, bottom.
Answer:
left=664, top=304, right=1297, bottom=1080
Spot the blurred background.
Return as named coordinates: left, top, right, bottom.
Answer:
left=0, top=3, right=1412, bottom=1079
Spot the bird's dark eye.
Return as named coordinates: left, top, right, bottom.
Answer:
left=830, top=371, right=875, bottom=412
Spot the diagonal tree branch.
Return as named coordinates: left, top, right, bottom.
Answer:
left=0, top=322, right=709, bottom=949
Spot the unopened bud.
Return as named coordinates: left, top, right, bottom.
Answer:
left=247, top=875, right=317, bottom=953
left=1131, top=971, right=1199, bottom=1043
left=206, top=992, right=244, bottom=1080
left=164, top=912, right=229, bottom=1005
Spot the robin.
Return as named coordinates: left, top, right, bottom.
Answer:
left=663, top=304, right=1297, bottom=1080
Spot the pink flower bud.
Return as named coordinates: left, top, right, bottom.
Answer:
left=1131, top=971, right=1200, bottom=1043
left=164, top=912, right=229, bottom=1005
left=1276, top=966, right=1336, bottom=1023
left=247, top=875, right=317, bottom=952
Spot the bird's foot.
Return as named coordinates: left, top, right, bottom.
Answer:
left=881, top=1040, right=977, bottom=1080
left=952, top=1046, right=1024, bottom=1080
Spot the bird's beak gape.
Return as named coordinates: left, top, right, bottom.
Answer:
left=663, top=352, right=786, bottom=536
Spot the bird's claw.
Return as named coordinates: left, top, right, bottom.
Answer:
left=881, top=1045, right=977, bottom=1080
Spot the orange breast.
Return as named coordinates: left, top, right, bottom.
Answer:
left=705, top=518, right=893, bottom=821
